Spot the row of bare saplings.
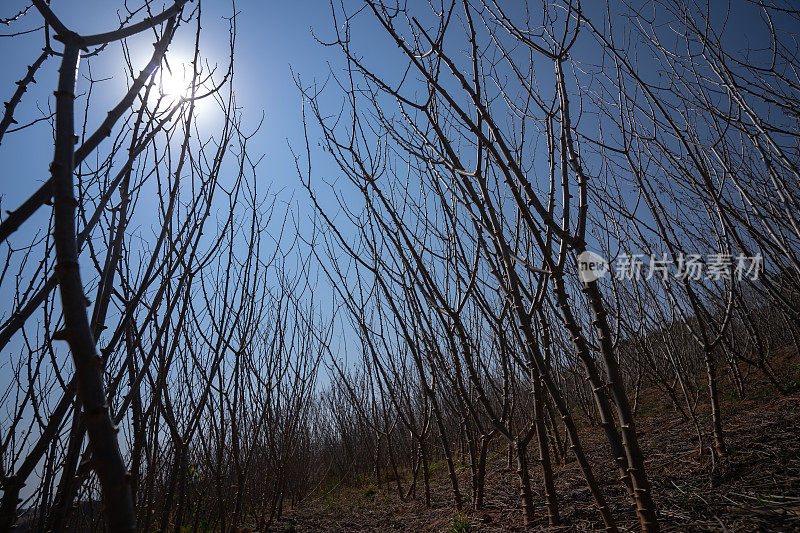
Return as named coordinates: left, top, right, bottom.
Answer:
left=0, top=0, right=798, bottom=531
left=294, top=1, right=800, bottom=531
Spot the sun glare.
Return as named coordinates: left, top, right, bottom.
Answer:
left=157, top=63, right=192, bottom=100
left=151, top=58, right=214, bottom=121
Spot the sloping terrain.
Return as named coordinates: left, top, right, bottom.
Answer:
left=272, top=353, right=800, bottom=532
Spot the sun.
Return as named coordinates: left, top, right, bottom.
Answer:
left=156, top=61, right=193, bottom=101
left=150, top=58, right=212, bottom=119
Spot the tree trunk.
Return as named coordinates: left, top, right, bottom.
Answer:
left=474, top=434, right=490, bottom=511
left=50, top=38, right=136, bottom=533
left=515, top=440, right=536, bottom=527
left=534, top=377, right=559, bottom=526
left=704, top=346, right=727, bottom=456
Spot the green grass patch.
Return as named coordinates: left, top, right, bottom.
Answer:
left=445, top=512, right=471, bottom=533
